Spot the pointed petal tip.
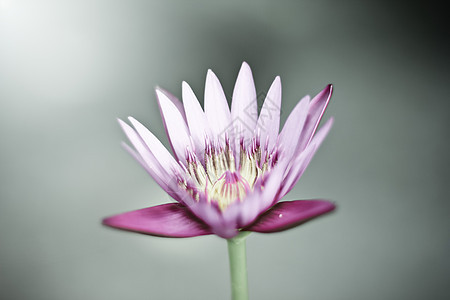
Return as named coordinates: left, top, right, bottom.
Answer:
left=241, top=61, right=251, bottom=68
left=239, top=61, right=252, bottom=75
left=128, top=116, right=150, bottom=132
left=154, top=85, right=163, bottom=94
left=117, top=118, right=130, bottom=129
left=206, top=68, right=215, bottom=77
left=327, top=84, right=333, bottom=95
left=314, top=84, right=333, bottom=101
left=321, top=84, right=333, bottom=98
left=155, top=86, right=172, bottom=100
left=206, top=69, right=221, bottom=84
left=182, top=80, right=193, bottom=93
left=155, top=88, right=164, bottom=98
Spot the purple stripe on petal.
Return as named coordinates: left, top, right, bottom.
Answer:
left=244, top=200, right=336, bottom=233
left=103, top=203, right=213, bottom=238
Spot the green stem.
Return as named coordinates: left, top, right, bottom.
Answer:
left=227, top=232, right=251, bottom=300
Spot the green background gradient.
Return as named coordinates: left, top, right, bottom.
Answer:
left=1, top=1, right=449, bottom=299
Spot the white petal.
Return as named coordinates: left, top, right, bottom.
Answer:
left=204, top=69, right=232, bottom=146
left=256, top=76, right=282, bottom=153
left=182, top=81, right=212, bottom=158
left=231, top=62, right=257, bottom=147
left=278, top=95, right=310, bottom=161
left=156, top=88, right=192, bottom=163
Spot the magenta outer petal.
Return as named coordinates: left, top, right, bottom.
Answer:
left=296, top=84, right=333, bottom=152
left=243, top=200, right=336, bottom=233
left=103, top=203, right=213, bottom=238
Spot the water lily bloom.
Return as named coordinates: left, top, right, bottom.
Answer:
left=103, top=62, right=335, bottom=239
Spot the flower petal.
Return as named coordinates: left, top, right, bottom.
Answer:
left=182, top=81, right=212, bottom=159
left=128, top=117, right=182, bottom=174
left=189, top=201, right=239, bottom=239
left=204, top=69, right=232, bottom=146
left=156, top=88, right=192, bottom=163
left=244, top=200, right=336, bottom=233
left=278, top=95, right=310, bottom=160
left=231, top=62, right=258, bottom=147
left=256, top=76, right=281, bottom=154
left=121, top=142, right=173, bottom=196
left=103, top=203, right=213, bottom=238
left=118, top=119, right=170, bottom=182
left=280, top=118, right=334, bottom=197
left=221, top=163, right=286, bottom=230
left=155, top=86, right=187, bottom=123
left=296, top=84, right=333, bottom=152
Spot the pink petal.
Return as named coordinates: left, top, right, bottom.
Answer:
left=155, top=86, right=187, bottom=123
left=118, top=119, right=170, bottom=182
left=280, top=118, right=334, bottom=197
left=296, top=84, right=333, bottom=152
left=231, top=62, right=258, bottom=147
left=180, top=192, right=240, bottom=239
left=189, top=201, right=239, bottom=239
left=103, top=203, right=213, bottom=238
left=244, top=200, right=336, bottom=233
left=277, top=95, right=310, bottom=160
left=222, top=163, right=286, bottom=229
left=204, top=69, right=232, bottom=146
left=121, top=142, right=173, bottom=196
left=256, top=76, right=281, bottom=154
left=128, top=117, right=182, bottom=174
left=182, top=81, right=212, bottom=159
left=156, top=88, right=192, bottom=163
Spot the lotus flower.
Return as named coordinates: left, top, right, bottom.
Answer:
left=103, top=62, right=335, bottom=239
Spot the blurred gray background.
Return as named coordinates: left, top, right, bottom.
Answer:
left=1, top=0, right=449, bottom=299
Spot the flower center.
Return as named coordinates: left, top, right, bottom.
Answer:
left=183, top=137, right=279, bottom=210
left=209, top=171, right=250, bottom=210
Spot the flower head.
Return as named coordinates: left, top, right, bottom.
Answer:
left=103, top=62, right=335, bottom=239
